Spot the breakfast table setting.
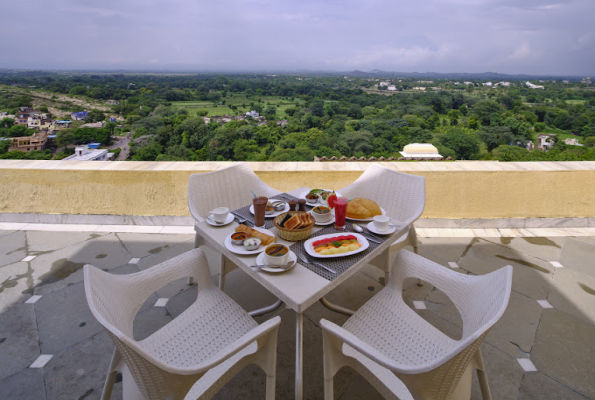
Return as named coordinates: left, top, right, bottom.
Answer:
left=195, top=186, right=409, bottom=400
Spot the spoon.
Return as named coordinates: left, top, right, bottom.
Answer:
left=250, top=262, right=294, bottom=271
left=351, top=223, right=382, bottom=243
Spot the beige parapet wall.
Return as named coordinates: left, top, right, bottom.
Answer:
left=1, top=160, right=595, bottom=219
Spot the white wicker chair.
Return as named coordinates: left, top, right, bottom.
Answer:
left=188, top=162, right=281, bottom=290
left=321, top=250, right=513, bottom=400
left=337, top=163, right=426, bottom=285
left=84, top=248, right=281, bottom=400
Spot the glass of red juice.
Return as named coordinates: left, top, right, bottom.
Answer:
left=334, top=198, right=347, bottom=230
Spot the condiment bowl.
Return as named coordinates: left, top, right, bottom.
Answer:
left=311, top=206, right=333, bottom=223
left=263, top=243, right=290, bottom=266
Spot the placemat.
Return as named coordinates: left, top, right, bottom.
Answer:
left=230, top=193, right=300, bottom=229
left=288, top=225, right=389, bottom=281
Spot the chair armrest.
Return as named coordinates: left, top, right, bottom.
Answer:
left=321, top=319, right=418, bottom=374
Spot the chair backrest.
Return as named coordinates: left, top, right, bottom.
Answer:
left=390, top=251, right=512, bottom=400
left=188, top=162, right=281, bottom=220
left=84, top=265, right=200, bottom=400
left=338, top=163, right=425, bottom=225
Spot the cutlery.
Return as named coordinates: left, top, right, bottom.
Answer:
left=351, top=224, right=382, bottom=243
left=231, top=211, right=253, bottom=225
left=250, top=262, right=294, bottom=271
left=296, top=253, right=337, bottom=274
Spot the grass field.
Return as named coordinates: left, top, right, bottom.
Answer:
left=171, top=95, right=305, bottom=118
left=566, top=99, right=586, bottom=105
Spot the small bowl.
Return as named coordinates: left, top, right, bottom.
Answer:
left=311, top=206, right=333, bottom=223
left=272, top=201, right=286, bottom=211
left=305, top=193, right=319, bottom=205
left=263, top=243, right=290, bottom=266
left=243, top=237, right=262, bottom=251
left=230, top=232, right=249, bottom=246
left=265, top=205, right=275, bottom=215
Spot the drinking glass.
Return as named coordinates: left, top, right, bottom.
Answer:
left=253, top=197, right=268, bottom=228
left=334, top=198, right=347, bottom=230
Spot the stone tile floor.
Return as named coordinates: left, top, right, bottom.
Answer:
left=0, top=228, right=594, bottom=399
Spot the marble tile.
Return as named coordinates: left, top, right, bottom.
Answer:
left=129, top=258, right=140, bottom=264
left=559, top=238, right=595, bottom=277
left=550, top=261, right=564, bottom=268
left=524, top=218, right=589, bottom=228
left=0, top=368, right=46, bottom=400
left=547, top=267, right=595, bottom=325
left=448, top=262, right=459, bottom=269
left=461, top=218, right=525, bottom=228
left=517, top=371, right=590, bottom=400
left=154, top=298, right=169, bottom=307
left=497, top=228, right=524, bottom=237
left=517, top=358, right=538, bottom=372
left=482, top=236, right=564, bottom=263
left=117, top=232, right=194, bottom=258
left=21, top=255, right=36, bottom=262
left=532, top=309, right=595, bottom=399
left=0, top=222, right=28, bottom=230
left=472, top=228, right=501, bottom=237
left=29, top=355, right=53, bottom=369
left=537, top=300, right=553, bottom=309
left=24, top=295, right=42, bottom=304
left=412, top=300, right=427, bottom=309
left=95, top=225, right=163, bottom=233
left=415, top=219, right=461, bottom=228
left=158, top=226, right=195, bottom=234
left=20, top=223, right=100, bottom=232
left=0, top=302, right=41, bottom=380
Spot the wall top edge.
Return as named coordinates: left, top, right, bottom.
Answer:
left=1, top=160, right=595, bottom=172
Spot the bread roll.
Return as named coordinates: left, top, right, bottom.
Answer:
left=346, top=198, right=382, bottom=219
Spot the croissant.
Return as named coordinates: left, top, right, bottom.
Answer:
left=235, top=224, right=276, bottom=246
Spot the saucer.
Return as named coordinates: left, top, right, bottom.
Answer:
left=308, top=211, right=335, bottom=226
left=366, top=221, right=397, bottom=235
left=206, top=213, right=235, bottom=227
left=255, top=250, right=297, bottom=273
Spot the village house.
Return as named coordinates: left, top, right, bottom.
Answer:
left=107, top=100, right=119, bottom=105
left=15, top=107, right=37, bottom=125
left=63, top=145, right=114, bottom=161
left=71, top=111, right=88, bottom=121
left=27, top=113, right=52, bottom=129
left=9, top=131, right=49, bottom=152
left=277, top=120, right=289, bottom=127
left=246, top=110, right=260, bottom=119
left=387, top=86, right=397, bottom=91
left=537, top=134, right=556, bottom=150
left=565, top=138, right=583, bottom=146
left=80, top=121, right=106, bottom=129
left=526, top=82, right=545, bottom=89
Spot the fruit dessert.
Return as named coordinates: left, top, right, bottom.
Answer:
left=312, top=235, right=362, bottom=255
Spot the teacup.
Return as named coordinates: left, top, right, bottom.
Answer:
left=373, top=215, right=390, bottom=231
left=209, top=207, right=229, bottom=223
left=263, top=244, right=290, bottom=266
left=311, top=206, right=332, bottom=223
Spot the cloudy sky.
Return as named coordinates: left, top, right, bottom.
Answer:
left=1, top=0, right=593, bottom=75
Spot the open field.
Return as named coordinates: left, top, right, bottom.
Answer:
left=566, top=99, right=586, bottom=105
left=171, top=95, right=304, bottom=118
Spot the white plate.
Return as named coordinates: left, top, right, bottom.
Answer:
left=255, top=251, right=297, bottom=273
left=345, top=207, right=387, bottom=222
left=298, top=189, right=343, bottom=206
left=249, top=201, right=290, bottom=218
left=304, top=233, right=369, bottom=258
left=206, top=213, right=235, bottom=227
left=366, top=221, right=398, bottom=235
left=308, top=210, right=335, bottom=226
left=224, top=227, right=276, bottom=255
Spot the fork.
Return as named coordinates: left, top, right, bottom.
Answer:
left=296, top=253, right=337, bottom=274
left=231, top=212, right=252, bottom=226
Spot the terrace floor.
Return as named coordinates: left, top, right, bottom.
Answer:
left=0, top=223, right=594, bottom=400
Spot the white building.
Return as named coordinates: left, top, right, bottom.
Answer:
left=246, top=110, right=259, bottom=118
left=483, top=82, right=493, bottom=86
left=565, top=138, right=583, bottom=146
left=63, top=145, right=114, bottom=161
left=379, top=82, right=390, bottom=87
left=387, top=85, right=397, bottom=91
left=399, top=143, right=443, bottom=160
left=526, top=82, right=545, bottom=89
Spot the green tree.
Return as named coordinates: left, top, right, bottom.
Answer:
left=471, top=100, right=505, bottom=126
left=478, top=126, right=515, bottom=152
left=56, top=129, right=76, bottom=150
left=0, top=139, right=11, bottom=154
left=439, top=128, right=480, bottom=160
left=1, top=118, right=15, bottom=128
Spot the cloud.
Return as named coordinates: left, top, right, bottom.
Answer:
left=0, top=0, right=593, bottom=75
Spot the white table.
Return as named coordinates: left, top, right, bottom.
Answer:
left=195, top=187, right=408, bottom=400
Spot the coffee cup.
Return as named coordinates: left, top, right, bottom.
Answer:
left=209, top=207, right=229, bottom=223
left=264, top=244, right=290, bottom=266
left=373, top=215, right=390, bottom=231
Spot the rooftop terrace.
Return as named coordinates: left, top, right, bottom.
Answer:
left=1, top=160, right=594, bottom=399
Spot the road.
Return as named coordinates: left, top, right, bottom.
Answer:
left=107, top=134, right=131, bottom=160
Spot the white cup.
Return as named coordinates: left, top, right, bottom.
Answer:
left=373, top=215, right=390, bottom=231
left=311, top=206, right=333, bottom=223
left=209, top=207, right=229, bottom=223
left=264, top=244, right=290, bottom=266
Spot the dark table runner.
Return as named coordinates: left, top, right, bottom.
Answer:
left=230, top=192, right=392, bottom=281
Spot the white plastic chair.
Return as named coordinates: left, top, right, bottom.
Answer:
left=188, top=162, right=281, bottom=290
left=84, top=248, right=281, bottom=400
left=321, top=250, right=513, bottom=400
left=338, top=163, right=426, bottom=285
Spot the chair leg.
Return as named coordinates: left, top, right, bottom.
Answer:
left=101, top=348, right=121, bottom=400
left=476, top=350, right=492, bottom=400
left=410, top=226, right=424, bottom=286
left=324, top=378, right=334, bottom=400
left=218, top=254, right=226, bottom=291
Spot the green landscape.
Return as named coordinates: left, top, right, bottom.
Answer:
left=1, top=72, right=595, bottom=161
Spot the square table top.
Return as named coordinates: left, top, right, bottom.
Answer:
left=195, top=186, right=408, bottom=313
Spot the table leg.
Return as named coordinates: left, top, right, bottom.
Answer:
left=295, top=312, right=303, bottom=400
